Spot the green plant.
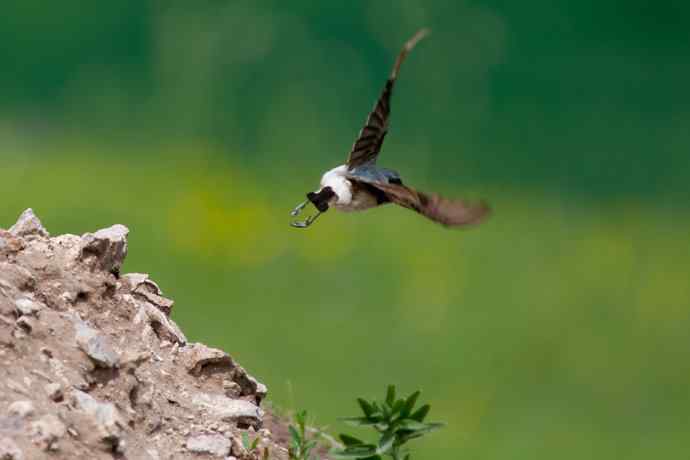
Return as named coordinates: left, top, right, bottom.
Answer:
left=289, top=410, right=320, bottom=460
left=331, top=385, right=444, bottom=460
left=242, top=432, right=270, bottom=460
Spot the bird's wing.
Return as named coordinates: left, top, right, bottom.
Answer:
left=346, top=28, right=429, bottom=169
left=371, top=182, right=490, bottom=227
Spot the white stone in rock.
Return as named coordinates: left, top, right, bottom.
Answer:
left=30, top=414, right=66, bottom=450
left=0, top=437, right=23, bottom=460
left=45, top=383, right=63, bottom=402
left=186, top=434, right=231, bottom=457
left=7, top=400, right=34, bottom=418
left=73, top=317, right=120, bottom=368
left=14, top=298, right=44, bottom=316
left=191, top=393, right=262, bottom=427
left=71, top=390, right=125, bottom=444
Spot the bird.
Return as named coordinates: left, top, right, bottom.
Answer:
left=290, top=28, right=490, bottom=229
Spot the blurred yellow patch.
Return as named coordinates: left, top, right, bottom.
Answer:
left=167, top=168, right=283, bottom=267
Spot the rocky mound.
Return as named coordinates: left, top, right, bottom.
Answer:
left=0, top=209, right=289, bottom=460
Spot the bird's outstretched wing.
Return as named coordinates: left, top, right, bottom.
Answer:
left=346, top=28, right=429, bottom=169
left=371, top=182, right=490, bottom=227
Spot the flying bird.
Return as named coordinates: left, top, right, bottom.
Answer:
left=290, top=29, right=490, bottom=228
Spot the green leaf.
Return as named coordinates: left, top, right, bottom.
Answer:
left=397, top=422, right=445, bottom=443
left=340, top=416, right=381, bottom=426
left=296, top=410, right=306, bottom=424
left=398, top=420, right=428, bottom=431
left=371, top=402, right=381, bottom=414
left=330, top=444, right=379, bottom=459
left=400, top=391, right=420, bottom=418
left=357, top=398, right=376, bottom=418
left=376, top=431, right=395, bottom=455
left=397, top=431, right=423, bottom=443
left=374, top=422, right=390, bottom=432
left=304, top=439, right=317, bottom=451
left=340, top=434, right=366, bottom=446
left=410, top=404, right=430, bottom=422
left=381, top=403, right=391, bottom=421
left=289, top=425, right=301, bottom=445
left=390, top=399, right=405, bottom=418
left=420, top=422, right=445, bottom=433
left=296, top=410, right=307, bottom=432
left=385, top=385, right=396, bottom=408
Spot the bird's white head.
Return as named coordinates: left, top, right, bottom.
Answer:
left=290, top=165, right=351, bottom=228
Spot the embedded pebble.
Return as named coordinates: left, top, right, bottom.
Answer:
left=191, top=393, right=262, bottom=427
left=45, top=383, right=63, bottom=402
left=74, top=319, right=120, bottom=368
left=0, top=437, right=23, bottom=460
left=186, top=434, right=231, bottom=457
left=8, top=400, right=34, bottom=418
left=223, top=380, right=241, bottom=399
left=71, top=390, right=124, bottom=446
left=30, top=414, right=66, bottom=450
left=14, top=298, right=44, bottom=316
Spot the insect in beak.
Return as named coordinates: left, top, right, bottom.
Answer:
left=290, top=211, right=322, bottom=228
left=290, top=199, right=308, bottom=217
left=290, top=199, right=322, bottom=228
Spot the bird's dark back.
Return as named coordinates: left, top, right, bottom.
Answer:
left=347, top=164, right=402, bottom=185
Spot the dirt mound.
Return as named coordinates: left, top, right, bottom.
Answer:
left=0, top=209, right=289, bottom=460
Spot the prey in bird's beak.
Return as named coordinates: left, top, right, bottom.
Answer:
left=290, top=187, right=336, bottom=228
left=289, top=199, right=319, bottom=228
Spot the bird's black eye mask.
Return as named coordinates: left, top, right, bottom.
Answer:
left=307, top=186, right=336, bottom=213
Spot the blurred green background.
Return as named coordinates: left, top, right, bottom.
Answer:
left=2, top=1, right=689, bottom=458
